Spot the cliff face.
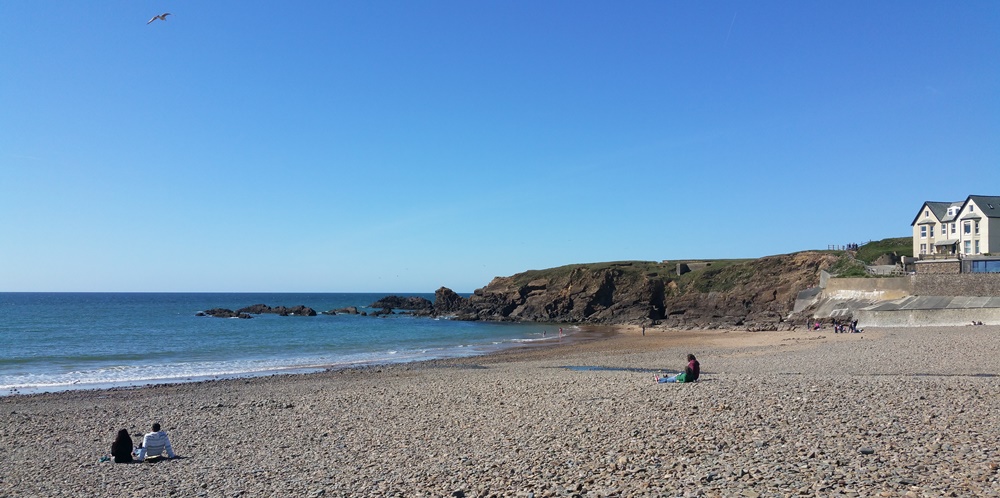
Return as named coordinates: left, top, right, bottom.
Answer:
left=452, top=252, right=839, bottom=330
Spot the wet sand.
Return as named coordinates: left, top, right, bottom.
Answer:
left=2, top=325, right=999, bottom=497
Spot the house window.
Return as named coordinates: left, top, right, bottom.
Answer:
left=930, top=226, right=935, bottom=237
left=975, top=240, right=980, bottom=254
left=920, top=243, right=927, bottom=254
left=925, top=210, right=929, bottom=217
left=975, top=222, right=980, bottom=235
left=920, top=226, right=927, bottom=238
left=970, top=205, right=975, bottom=212
left=970, top=260, right=1000, bottom=273
left=965, top=241, right=972, bottom=254
left=951, top=223, right=956, bottom=234
left=964, top=222, right=972, bottom=234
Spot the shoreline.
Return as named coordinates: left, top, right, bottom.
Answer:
left=1, top=323, right=613, bottom=398
left=3, top=325, right=999, bottom=496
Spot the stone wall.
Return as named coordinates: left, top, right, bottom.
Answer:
left=915, top=260, right=961, bottom=274
left=819, top=274, right=1000, bottom=298
left=913, top=274, right=1000, bottom=296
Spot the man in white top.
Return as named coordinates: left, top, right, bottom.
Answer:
left=134, top=422, right=174, bottom=461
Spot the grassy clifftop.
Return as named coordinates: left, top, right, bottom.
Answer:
left=507, top=237, right=911, bottom=293
left=826, top=237, right=912, bottom=277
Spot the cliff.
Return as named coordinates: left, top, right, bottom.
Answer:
left=449, top=252, right=841, bottom=330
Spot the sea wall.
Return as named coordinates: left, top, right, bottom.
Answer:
left=859, top=308, right=1000, bottom=327
left=822, top=277, right=912, bottom=300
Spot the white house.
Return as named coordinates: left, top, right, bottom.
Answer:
left=911, top=195, right=1000, bottom=258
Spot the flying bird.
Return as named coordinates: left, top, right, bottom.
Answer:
left=147, top=13, right=171, bottom=24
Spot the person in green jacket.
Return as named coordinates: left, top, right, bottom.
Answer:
left=654, top=354, right=700, bottom=383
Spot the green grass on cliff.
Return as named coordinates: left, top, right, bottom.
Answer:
left=668, top=260, right=754, bottom=293
left=511, top=261, right=674, bottom=287
left=827, top=257, right=869, bottom=278
left=507, top=237, right=911, bottom=292
left=854, top=237, right=912, bottom=263
left=826, top=237, right=912, bottom=278
left=511, top=259, right=754, bottom=293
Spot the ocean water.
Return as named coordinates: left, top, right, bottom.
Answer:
left=0, top=293, right=572, bottom=395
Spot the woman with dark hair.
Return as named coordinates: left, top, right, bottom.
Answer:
left=110, top=429, right=134, bottom=463
left=654, top=354, right=700, bottom=383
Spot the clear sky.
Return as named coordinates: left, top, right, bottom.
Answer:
left=2, top=1, right=998, bottom=293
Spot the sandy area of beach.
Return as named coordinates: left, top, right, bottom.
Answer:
left=2, top=325, right=999, bottom=497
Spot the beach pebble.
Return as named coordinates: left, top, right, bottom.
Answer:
left=3, top=326, right=1000, bottom=496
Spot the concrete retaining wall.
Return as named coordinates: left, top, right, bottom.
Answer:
left=822, top=277, right=912, bottom=300
left=858, top=308, right=1000, bottom=327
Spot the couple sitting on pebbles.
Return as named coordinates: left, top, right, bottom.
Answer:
left=108, top=423, right=175, bottom=463
left=654, top=354, right=700, bottom=383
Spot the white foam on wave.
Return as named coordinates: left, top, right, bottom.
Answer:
left=1, top=324, right=560, bottom=395
left=0, top=343, right=503, bottom=395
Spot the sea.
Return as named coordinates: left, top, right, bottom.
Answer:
left=0, top=293, right=576, bottom=395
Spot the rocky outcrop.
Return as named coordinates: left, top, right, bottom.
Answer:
left=197, top=308, right=253, bottom=319
left=371, top=306, right=394, bottom=317
left=368, top=296, right=433, bottom=310
left=450, top=252, right=839, bottom=329
left=434, top=287, right=467, bottom=314
left=659, top=252, right=838, bottom=330
left=324, top=306, right=362, bottom=315
left=235, top=304, right=318, bottom=316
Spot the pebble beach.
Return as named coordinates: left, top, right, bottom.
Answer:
left=2, top=325, right=999, bottom=497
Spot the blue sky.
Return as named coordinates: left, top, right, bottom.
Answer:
left=2, top=1, right=998, bottom=292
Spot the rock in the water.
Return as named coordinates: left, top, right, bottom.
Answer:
left=434, top=287, right=466, bottom=314
left=235, top=304, right=317, bottom=316
left=369, top=296, right=433, bottom=310
left=372, top=307, right=394, bottom=317
left=199, top=308, right=253, bottom=319
left=330, top=306, right=359, bottom=315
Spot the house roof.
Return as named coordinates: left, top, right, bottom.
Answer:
left=939, top=201, right=965, bottom=222
left=910, top=201, right=954, bottom=226
left=967, top=195, right=1000, bottom=219
left=911, top=195, right=1000, bottom=226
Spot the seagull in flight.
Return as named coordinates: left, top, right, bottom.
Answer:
left=147, top=13, right=171, bottom=24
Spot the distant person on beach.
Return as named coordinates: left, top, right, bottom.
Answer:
left=110, top=429, right=134, bottom=463
left=654, top=354, right=700, bottom=383
left=134, top=423, right=174, bottom=461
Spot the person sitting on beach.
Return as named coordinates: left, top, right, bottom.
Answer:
left=134, top=423, right=174, bottom=462
left=110, top=429, right=134, bottom=463
left=654, top=354, right=700, bottom=383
